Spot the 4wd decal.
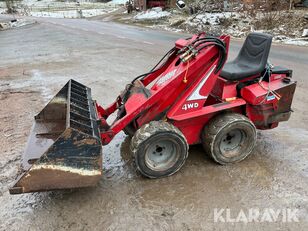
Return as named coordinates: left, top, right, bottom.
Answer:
left=182, top=102, right=199, bottom=111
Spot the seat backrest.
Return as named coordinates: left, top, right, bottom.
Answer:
left=235, top=32, right=273, bottom=71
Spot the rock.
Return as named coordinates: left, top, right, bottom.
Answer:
left=170, top=19, right=186, bottom=27
left=274, top=35, right=287, bottom=41
left=305, top=13, right=308, bottom=20
left=161, top=209, right=175, bottom=217
left=302, top=29, right=308, bottom=37
left=0, top=22, right=9, bottom=30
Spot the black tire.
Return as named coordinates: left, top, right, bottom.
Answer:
left=202, top=113, right=257, bottom=165
left=131, top=121, right=189, bottom=178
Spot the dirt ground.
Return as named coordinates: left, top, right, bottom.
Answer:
left=0, top=16, right=308, bottom=230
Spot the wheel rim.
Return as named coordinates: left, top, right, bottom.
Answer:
left=219, top=129, right=246, bottom=158
left=145, top=138, right=180, bottom=172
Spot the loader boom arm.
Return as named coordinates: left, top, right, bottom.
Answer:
left=96, top=33, right=229, bottom=145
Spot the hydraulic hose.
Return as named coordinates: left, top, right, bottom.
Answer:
left=197, top=41, right=227, bottom=73
left=122, top=47, right=176, bottom=104
left=131, top=47, right=176, bottom=84
left=186, top=36, right=227, bottom=73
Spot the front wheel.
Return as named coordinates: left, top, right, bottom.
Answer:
left=131, top=121, right=189, bottom=178
left=202, top=113, right=257, bottom=165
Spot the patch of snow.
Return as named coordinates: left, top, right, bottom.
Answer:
left=0, top=18, right=36, bottom=30
left=0, top=1, right=120, bottom=18
left=274, top=35, right=288, bottom=41
left=273, top=35, right=308, bottom=46
left=302, top=29, right=308, bottom=37
left=112, top=0, right=127, bottom=4
left=191, top=12, right=233, bottom=26
left=29, top=8, right=117, bottom=18
left=134, top=7, right=171, bottom=20
left=284, top=39, right=308, bottom=46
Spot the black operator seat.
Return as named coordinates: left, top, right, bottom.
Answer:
left=220, top=32, right=273, bottom=81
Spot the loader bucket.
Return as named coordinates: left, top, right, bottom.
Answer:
left=9, top=80, right=102, bottom=194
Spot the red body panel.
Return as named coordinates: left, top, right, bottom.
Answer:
left=94, top=34, right=296, bottom=145
left=242, top=78, right=296, bottom=129
left=211, top=77, right=238, bottom=100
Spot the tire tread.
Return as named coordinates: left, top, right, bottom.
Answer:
left=202, top=113, right=256, bottom=165
left=131, top=121, right=188, bottom=178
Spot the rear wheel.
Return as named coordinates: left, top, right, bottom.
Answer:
left=131, top=121, right=189, bottom=178
left=202, top=113, right=256, bottom=165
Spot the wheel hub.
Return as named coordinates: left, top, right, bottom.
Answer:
left=145, top=139, right=179, bottom=171
left=220, top=129, right=244, bottom=157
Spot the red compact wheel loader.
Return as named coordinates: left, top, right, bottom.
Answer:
left=10, top=32, right=296, bottom=194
